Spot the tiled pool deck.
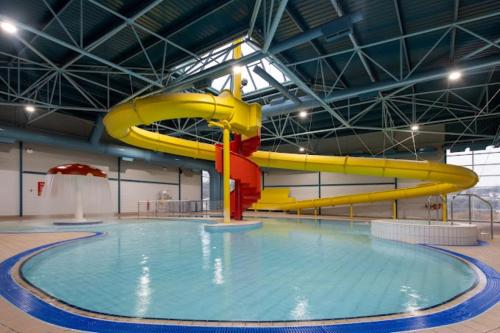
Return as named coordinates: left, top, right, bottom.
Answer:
left=0, top=216, right=498, bottom=333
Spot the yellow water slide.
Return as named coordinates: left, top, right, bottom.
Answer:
left=103, top=90, right=478, bottom=212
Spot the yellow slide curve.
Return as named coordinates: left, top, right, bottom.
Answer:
left=103, top=90, right=478, bottom=212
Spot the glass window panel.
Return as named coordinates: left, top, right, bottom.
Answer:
left=476, top=175, right=500, bottom=187
left=446, top=148, right=470, bottom=155
left=172, top=37, right=289, bottom=95
left=474, top=164, right=500, bottom=176
left=247, top=64, right=270, bottom=90
left=202, top=171, right=210, bottom=201
left=212, top=75, right=230, bottom=91
left=447, top=154, right=472, bottom=166
left=474, top=152, right=500, bottom=165
left=241, top=43, right=256, bottom=56
left=266, top=62, right=285, bottom=81
left=484, top=146, right=500, bottom=153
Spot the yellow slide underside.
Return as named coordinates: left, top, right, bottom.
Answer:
left=103, top=91, right=478, bottom=211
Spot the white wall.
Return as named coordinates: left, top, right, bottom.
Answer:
left=262, top=168, right=396, bottom=218
left=119, top=159, right=180, bottom=213
left=0, top=143, right=19, bottom=216
left=396, top=151, right=445, bottom=220
left=22, top=143, right=119, bottom=216
left=0, top=142, right=203, bottom=217
left=262, top=151, right=446, bottom=219
left=180, top=170, right=202, bottom=201
left=0, top=140, right=448, bottom=219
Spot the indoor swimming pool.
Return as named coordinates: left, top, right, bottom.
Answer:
left=19, top=218, right=477, bottom=322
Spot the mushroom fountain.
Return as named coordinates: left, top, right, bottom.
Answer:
left=44, top=163, right=111, bottom=225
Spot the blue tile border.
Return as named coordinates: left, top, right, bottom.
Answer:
left=0, top=233, right=499, bottom=333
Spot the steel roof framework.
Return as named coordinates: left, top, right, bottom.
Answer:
left=0, top=0, right=498, bottom=155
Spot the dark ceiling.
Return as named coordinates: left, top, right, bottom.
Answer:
left=0, top=0, right=499, bottom=152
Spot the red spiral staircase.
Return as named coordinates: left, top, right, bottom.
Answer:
left=215, top=134, right=261, bottom=220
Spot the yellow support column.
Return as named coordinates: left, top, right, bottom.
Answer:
left=223, top=125, right=231, bottom=223
left=349, top=204, right=354, bottom=221
left=392, top=201, right=397, bottom=220
left=224, top=38, right=242, bottom=224
left=441, top=194, right=447, bottom=223
left=232, top=39, right=242, bottom=99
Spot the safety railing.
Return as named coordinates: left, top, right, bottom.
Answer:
left=450, top=193, right=494, bottom=239
left=138, top=200, right=223, bottom=217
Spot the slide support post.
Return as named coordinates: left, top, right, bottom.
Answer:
left=232, top=39, right=242, bottom=99
left=441, top=194, right=447, bottom=223
left=223, top=125, right=231, bottom=224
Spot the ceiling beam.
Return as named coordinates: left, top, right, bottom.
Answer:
left=262, top=56, right=500, bottom=117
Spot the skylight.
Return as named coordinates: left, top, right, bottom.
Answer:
left=173, top=39, right=289, bottom=95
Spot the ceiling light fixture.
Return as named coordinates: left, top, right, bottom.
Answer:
left=0, top=21, right=17, bottom=34
left=25, top=105, right=35, bottom=112
left=232, top=65, right=242, bottom=74
left=410, top=124, right=419, bottom=132
left=448, top=70, right=462, bottom=81
left=299, top=110, right=308, bottom=118
left=299, top=147, right=305, bottom=152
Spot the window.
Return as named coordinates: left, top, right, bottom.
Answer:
left=446, top=146, right=500, bottom=222
left=173, top=38, right=289, bottom=95
left=202, top=170, right=210, bottom=201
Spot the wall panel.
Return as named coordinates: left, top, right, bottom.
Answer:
left=0, top=144, right=19, bottom=216
left=181, top=171, right=201, bottom=201
left=0, top=142, right=202, bottom=217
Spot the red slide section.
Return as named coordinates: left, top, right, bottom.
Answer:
left=215, top=135, right=261, bottom=220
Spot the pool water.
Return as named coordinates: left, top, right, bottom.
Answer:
left=21, top=218, right=476, bottom=321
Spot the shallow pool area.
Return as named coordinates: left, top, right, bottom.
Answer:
left=19, top=218, right=477, bottom=322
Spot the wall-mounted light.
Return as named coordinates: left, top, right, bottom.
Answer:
left=299, top=147, right=305, bottom=152
left=410, top=124, right=419, bottom=132
left=0, top=21, right=17, bottom=34
left=448, top=70, right=462, bottom=81
left=25, top=105, right=35, bottom=112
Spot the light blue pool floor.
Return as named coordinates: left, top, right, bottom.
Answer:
left=17, top=218, right=476, bottom=322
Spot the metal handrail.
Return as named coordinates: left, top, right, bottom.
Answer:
left=450, top=193, right=494, bottom=239
left=137, top=199, right=223, bottom=217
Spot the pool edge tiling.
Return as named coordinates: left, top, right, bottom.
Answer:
left=16, top=219, right=479, bottom=322
left=14, top=239, right=484, bottom=325
left=0, top=230, right=499, bottom=333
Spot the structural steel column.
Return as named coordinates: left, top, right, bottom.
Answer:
left=223, top=126, right=231, bottom=223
